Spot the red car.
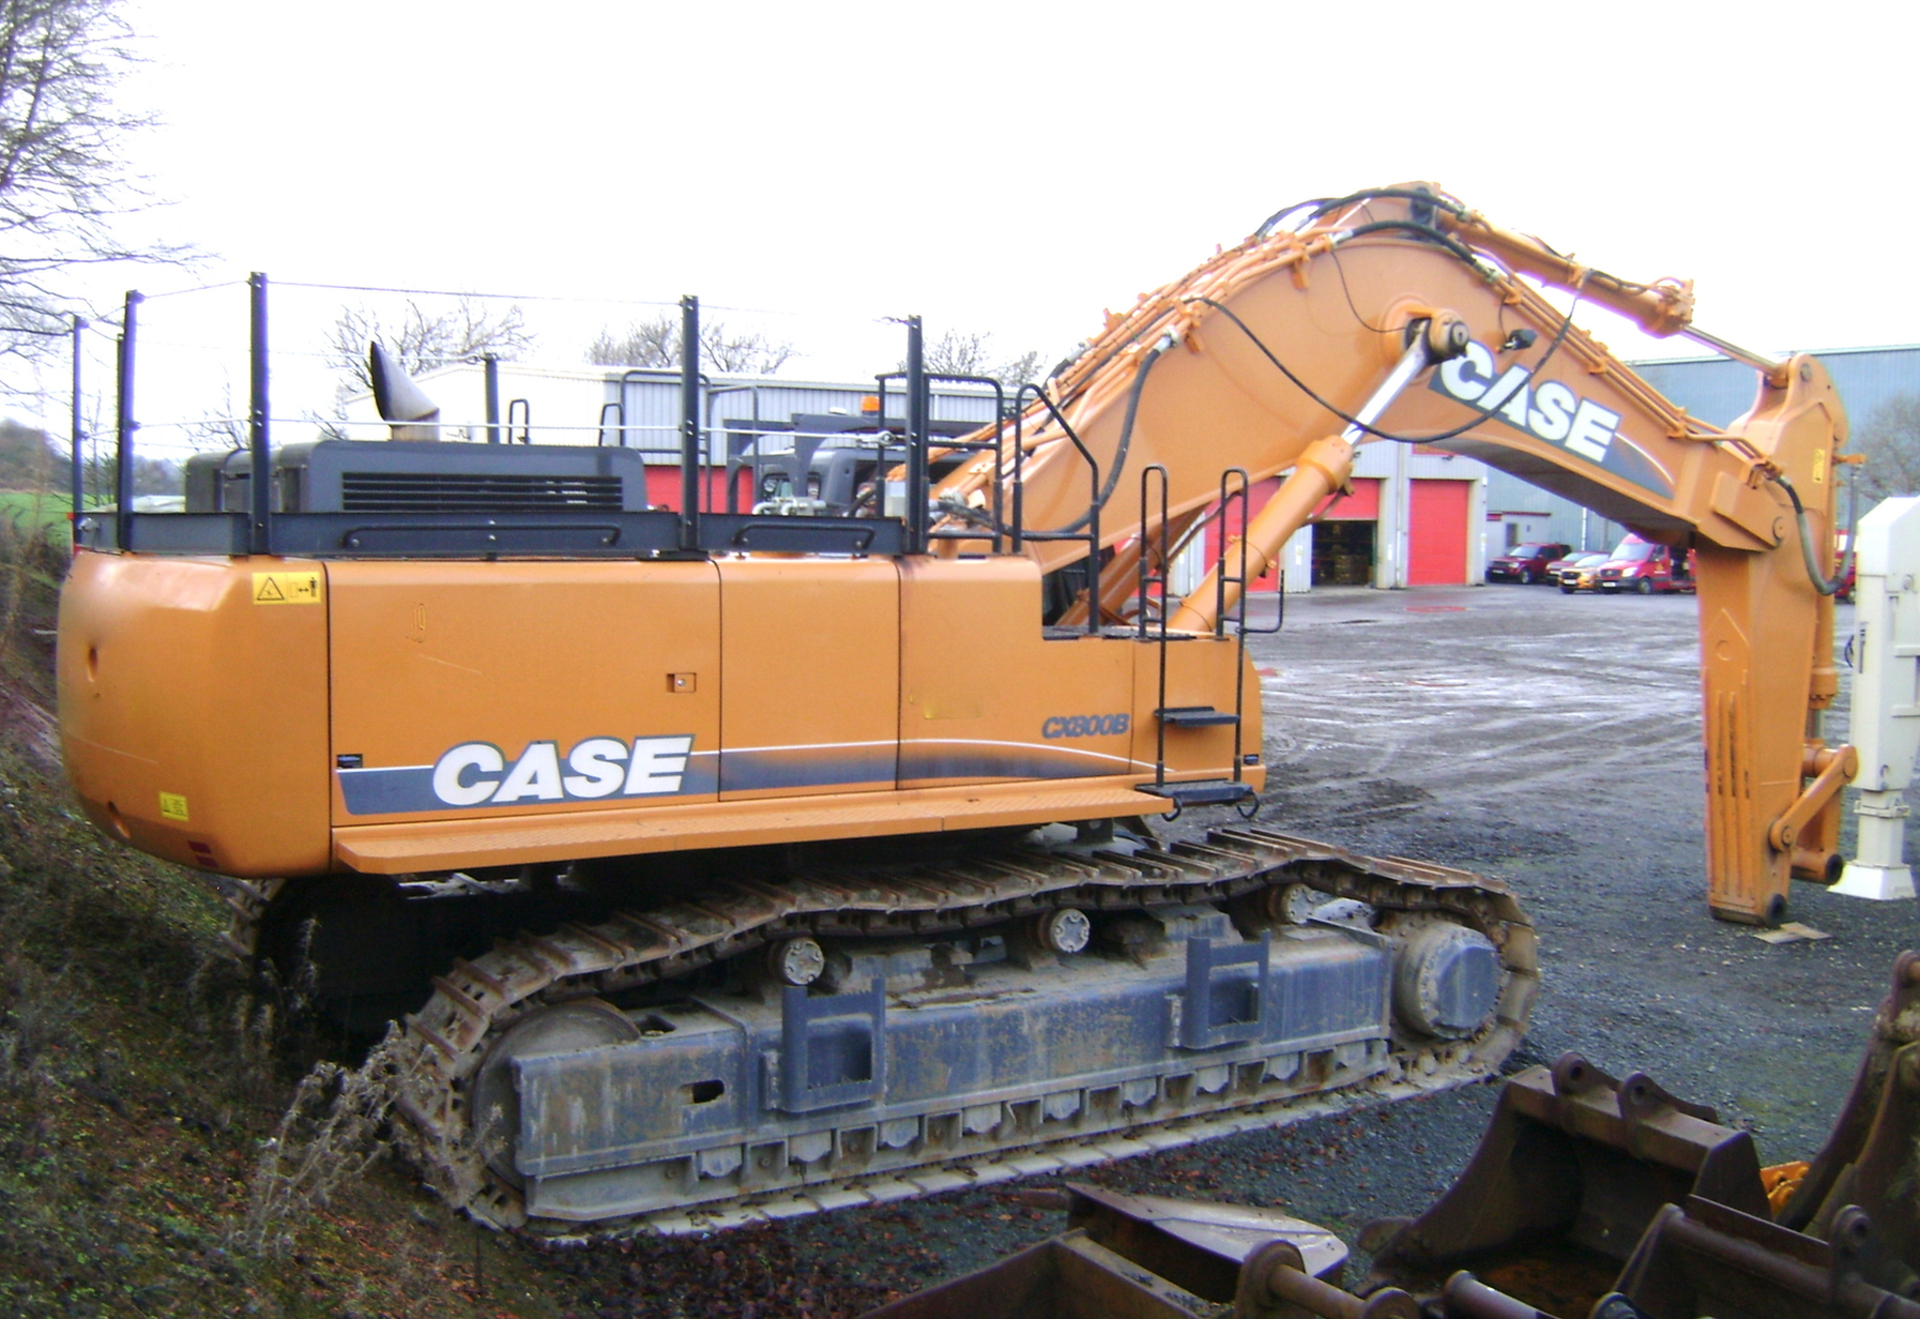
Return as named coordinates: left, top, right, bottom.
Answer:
left=1595, top=535, right=1695, bottom=594
left=1486, top=542, right=1572, bottom=585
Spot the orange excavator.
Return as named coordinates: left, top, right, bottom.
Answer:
left=56, top=185, right=1846, bottom=1231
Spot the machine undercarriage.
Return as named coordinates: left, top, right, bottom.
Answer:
left=245, top=826, right=1533, bottom=1231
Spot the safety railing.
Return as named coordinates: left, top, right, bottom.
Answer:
left=1133, top=462, right=1260, bottom=810
left=88, top=279, right=1118, bottom=579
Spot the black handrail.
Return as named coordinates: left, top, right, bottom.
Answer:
left=678, top=295, right=701, bottom=548
left=247, top=274, right=271, bottom=553
left=1012, top=383, right=1102, bottom=634
left=875, top=367, right=1009, bottom=555
left=68, top=315, right=85, bottom=522
left=114, top=292, right=140, bottom=552
left=709, top=382, right=765, bottom=513
left=595, top=402, right=624, bottom=448
left=905, top=316, right=926, bottom=551
left=1139, top=462, right=1172, bottom=791
left=1215, top=468, right=1252, bottom=784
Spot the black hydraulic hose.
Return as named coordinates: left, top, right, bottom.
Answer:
left=1313, top=219, right=1482, bottom=266
left=941, top=331, right=1174, bottom=540
left=1307, top=187, right=1471, bottom=223
left=1071, top=330, right=1174, bottom=528
left=1255, top=197, right=1336, bottom=237
left=1257, top=187, right=1472, bottom=239
left=1774, top=467, right=1859, bottom=596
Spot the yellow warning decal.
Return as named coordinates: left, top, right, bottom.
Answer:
left=158, top=792, right=189, bottom=822
left=1812, top=448, right=1828, bottom=486
left=252, top=571, right=323, bottom=605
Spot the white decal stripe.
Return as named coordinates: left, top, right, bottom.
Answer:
left=343, top=739, right=1158, bottom=775
left=702, top=739, right=894, bottom=756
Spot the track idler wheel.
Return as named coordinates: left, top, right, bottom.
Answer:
left=468, top=1000, right=640, bottom=1185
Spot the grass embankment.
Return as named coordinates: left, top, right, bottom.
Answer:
left=0, top=504, right=913, bottom=1318
left=0, top=509, right=560, bottom=1318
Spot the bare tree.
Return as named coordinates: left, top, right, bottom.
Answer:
left=1854, top=394, right=1920, bottom=503
left=910, top=328, right=1044, bottom=388
left=179, top=379, right=284, bottom=455
left=0, top=0, right=189, bottom=360
left=325, top=297, right=533, bottom=397
left=586, top=312, right=795, bottom=375
left=994, top=348, right=1045, bottom=388
left=585, top=317, right=676, bottom=370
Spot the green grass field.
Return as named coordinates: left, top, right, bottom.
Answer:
left=0, top=488, right=77, bottom=538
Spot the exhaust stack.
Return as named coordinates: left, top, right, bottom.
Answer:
left=368, top=341, right=441, bottom=441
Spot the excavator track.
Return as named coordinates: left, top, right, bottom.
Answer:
left=218, top=876, right=287, bottom=964
left=386, top=826, right=1537, bottom=1234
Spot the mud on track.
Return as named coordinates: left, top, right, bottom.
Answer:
left=565, top=583, right=1920, bottom=1314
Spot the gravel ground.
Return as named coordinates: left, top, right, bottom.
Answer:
left=561, top=583, right=1920, bottom=1317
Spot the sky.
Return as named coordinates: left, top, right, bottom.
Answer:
left=24, top=0, right=1920, bottom=447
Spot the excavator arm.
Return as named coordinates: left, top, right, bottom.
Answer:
left=931, top=185, right=1850, bottom=925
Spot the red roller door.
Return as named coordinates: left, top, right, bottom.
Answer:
left=1322, top=477, right=1380, bottom=520
left=1408, top=479, right=1469, bottom=585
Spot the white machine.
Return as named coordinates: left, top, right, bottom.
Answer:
left=1836, top=496, right=1920, bottom=901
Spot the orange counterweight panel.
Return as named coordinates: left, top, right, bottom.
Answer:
left=57, top=552, right=331, bottom=877
left=716, top=557, right=899, bottom=801
left=326, top=559, right=721, bottom=830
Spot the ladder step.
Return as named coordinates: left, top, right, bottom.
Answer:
left=1136, top=780, right=1256, bottom=806
left=1156, top=706, right=1240, bottom=727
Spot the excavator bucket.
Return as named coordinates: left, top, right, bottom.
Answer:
left=1600, top=1195, right=1920, bottom=1319
left=1357, top=1053, right=1772, bottom=1311
left=1775, top=950, right=1920, bottom=1254
left=859, top=1183, right=1378, bottom=1319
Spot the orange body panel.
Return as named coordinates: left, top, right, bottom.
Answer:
left=899, top=557, right=1132, bottom=788
left=327, top=558, right=723, bottom=828
left=716, top=557, right=898, bottom=801
left=1131, top=635, right=1254, bottom=781
left=60, top=551, right=1276, bottom=879
left=333, top=780, right=1167, bottom=875
left=58, top=553, right=331, bottom=875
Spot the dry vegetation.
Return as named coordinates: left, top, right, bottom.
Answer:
left=0, top=515, right=560, bottom=1317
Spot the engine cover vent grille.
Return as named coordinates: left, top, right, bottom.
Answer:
left=340, top=472, right=626, bottom=512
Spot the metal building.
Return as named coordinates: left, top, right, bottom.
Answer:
left=1479, top=343, right=1920, bottom=570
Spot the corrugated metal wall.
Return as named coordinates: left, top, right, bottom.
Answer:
left=1631, top=344, right=1920, bottom=429
left=609, top=375, right=1001, bottom=463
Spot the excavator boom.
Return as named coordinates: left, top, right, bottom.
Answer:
left=932, top=185, right=1848, bottom=924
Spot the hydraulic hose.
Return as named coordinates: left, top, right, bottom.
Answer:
left=1068, top=329, right=1176, bottom=531
left=1774, top=468, right=1858, bottom=597
left=940, top=330, right=1174, bottom=541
